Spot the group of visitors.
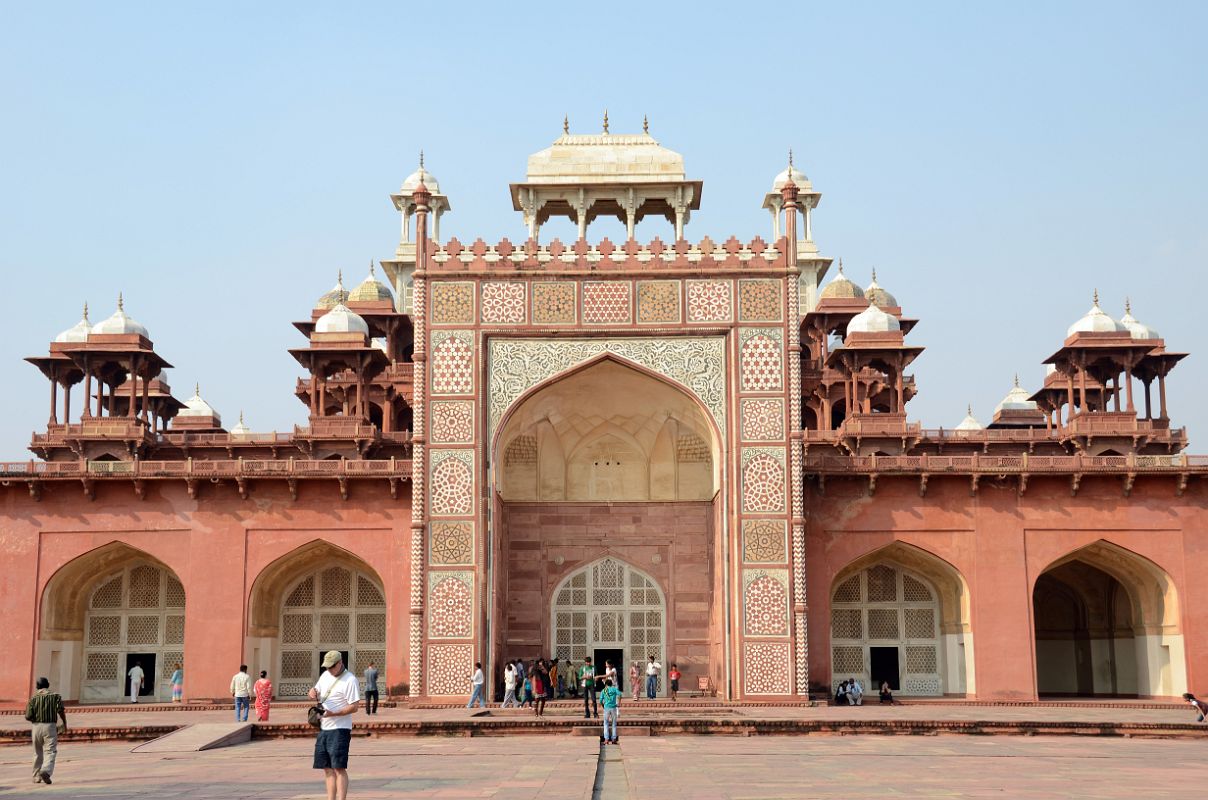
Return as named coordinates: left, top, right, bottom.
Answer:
left=835, top=679, right=900, bottom=705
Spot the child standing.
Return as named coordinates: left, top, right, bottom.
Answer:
left=600, top=678, right=620, bottom=745
left=668, top=664, right=681, bottom=701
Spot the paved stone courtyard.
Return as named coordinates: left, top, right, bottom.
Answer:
left=0, top=733, right=1204, bottom=799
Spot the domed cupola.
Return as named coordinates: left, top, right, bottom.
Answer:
left=54, top=302, right=92, bottom=343
left=315, top=302, right=370, bottom=337
left=820, top=259, right=866, bottom=301
left=230, top=411, right=251, bottom=436
left=1120, top=298, right=1160, bottom=340
left=401, top=155, right=440, bottom=194
left=864, top=269, right=898, bottom=309
left=315, top=272, right=350, bottom=311
left=91, top=294, right=149, bottom=338
left=1066, top=290, right=1126, bottom=337
left=178, top=383, right=221, bottom=423
left=995, top=375, right=1039, bottom=414
left=348, top=261, right=394, bottom=303
left=772, top=163, right=811, bottom=192
left=846, top=302, right=900, bottom=336
left=955, top=405, right=984, bottom=431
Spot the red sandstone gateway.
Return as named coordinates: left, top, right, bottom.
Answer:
left=2, top=123, right=1202, bottom=706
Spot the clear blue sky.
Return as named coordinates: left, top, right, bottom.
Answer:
left=2, top=2, right=1205, bottom=455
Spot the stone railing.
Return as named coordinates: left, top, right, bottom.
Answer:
left=31, top=419, right=153, bottom=444
left=425, top=235, right=787, bottom=272
left=802, top=451, right=1208, bottom=474
left=0, top=458, right=412, bottom=480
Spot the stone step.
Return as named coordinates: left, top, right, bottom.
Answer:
left=131, top=722, right=252, bottom=753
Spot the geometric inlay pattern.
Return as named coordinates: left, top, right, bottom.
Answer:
left=427, top=571, right=474, bottom=638
left=429, top=521, right=474, bottom=565
left=743, top=641, right=792, bottom=695
left=480, top=281, right=527, bottom=324
left=743, top=569, right=790, bottom=637
left=487, top=337, right=726, bottom=441
left=431, top=331, right=474, bottom=395
left=427, top=643, right=473, bottom=696
left=686, top=279, right=733, bottom=323
left=739, top=328, right=783, bottom=392
left=741, top=447, right=786, bottom=513
left=430, top=450, right=474, bottom=516
left=741, top=398, right=785, bottom=441
left=431, top=282, right=474, bottom=324
left=742, top=519, right=788, bottom=563
left=532, top=281, right=576, bottom=325
left=583, top=281, right=632, bottom=324
left=636, top=280, right=681, bottom=324
left=739, top=279, right=782, bottom=322
left=430, top=400, right=474, bottom=444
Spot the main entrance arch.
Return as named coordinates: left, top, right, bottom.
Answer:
left=550, top=557, right=666, bottom=694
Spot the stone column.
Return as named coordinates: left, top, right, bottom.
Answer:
left=410, top=181, right=432, bottom=696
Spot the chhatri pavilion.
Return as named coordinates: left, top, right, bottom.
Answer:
left=2, top=121, right=1204, bottom=705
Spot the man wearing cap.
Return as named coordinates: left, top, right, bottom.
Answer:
left=308, top=651, right=360, bottom=800
left=25, top=677, right=67, bottom=785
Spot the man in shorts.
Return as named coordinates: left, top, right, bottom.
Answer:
left=308, top=651, right=360, bottom=800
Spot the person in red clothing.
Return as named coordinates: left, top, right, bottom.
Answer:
left=668, top=664, right=681, bottom=701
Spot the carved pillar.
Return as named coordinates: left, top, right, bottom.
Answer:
left=48, top=378, right=57, bottom=425
left=1158, top=373, right=1168, bottom=419
left=409, top=181, right=432, bottom=696
left=782, top=177, right=809, bottom=695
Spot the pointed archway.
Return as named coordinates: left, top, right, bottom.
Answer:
left=1033, top=540, right=1184, bottom=697
left=38, top=543, right=186, bottom=703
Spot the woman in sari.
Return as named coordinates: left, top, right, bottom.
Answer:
left=170, top=663, right=183, bottom=703
left=253, top=670, right=272, bottom=721
left=629, top=662, right=642, bottom=701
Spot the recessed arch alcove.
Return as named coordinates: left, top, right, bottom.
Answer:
left=488, top=354, right=726, bottom=698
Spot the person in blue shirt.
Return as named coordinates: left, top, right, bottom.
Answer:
left=600, top=678, right=620, bottom=744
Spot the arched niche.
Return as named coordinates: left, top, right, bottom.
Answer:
left=37, top=542, right=186, bottom=703
left=829, top=542, right=974, bottom=697
left=495, top=358, right=719, bottom=502
left=247, top=540, right=383, bottom=638
left=1033, top=540, right=1184, bottom=697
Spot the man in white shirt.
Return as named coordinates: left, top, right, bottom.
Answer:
left=467, top=662, right=486, bottom=708
left=850, top=679, right=864, bottom=706
left=230, top=665, right=253, bottom=722
left=645, top=656, right=662, bottom=700
left=308, top=651, right=360, bottom=800
left=127, top=662, right=144, bottom=704
left=502, top=662, right=518, bottom=708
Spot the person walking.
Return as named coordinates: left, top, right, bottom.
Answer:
left=548, top=660, right=560, bottom=700
left=1183, top=692, right=1208, bottom=722
left=254, top=670, right=273, bottom=721
left=467, top=662, right=486, bottom=708
left=579, top=656, right=598, bottom=719
left=230, top=665, right=253, bottom=722
left=364, top=662, right=380, bottom=715
left=127, top=660, right=144, bottom=703
left=25, top=677, right=66, bottom=785
left=501, top=661, right=519, bottom=708
left=668, top=664, right=681, bottom=701
left=309, top=651, right=360, bottom=800
left=645, top=656, right=662, bottom=700
left=169, top=663, right=183, bottom=703
left=532, top=661, right=548, bottom=717
left=600, top=677, right=620, bottom=745
left=629, top=661, right=641, bottom=701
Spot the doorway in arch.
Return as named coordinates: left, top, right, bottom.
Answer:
left=550, top=557, right=667, bottom=696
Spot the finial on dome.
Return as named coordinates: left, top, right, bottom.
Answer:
left=337, top=269, right=344, bottom=290
left=368, top=258, right=375, bottom=277
left=419, top=149, right=424, bottom=169
left=1125, top=296, right=1131, bottom=315
left=837, top=257, right=844, bottom=275
left=563, top=114, right=569, bottom=134
left=83, top=301, right=89, bottom=321
left=1093, top=288, right=1100, bottom=307
left=194, top=382, right=200, bottom=397
left=603, top=109, right=609, bottom=134
left=1014, top=373, right=1020, bottom=388
left=643, top=114, right=649, bottom=134
left=117, top=292, right=124, bottom=311
left=871, top=267, right=877, bottom=282
left=967, top=403, right=973, bottom=415
left=239, top=411, right=245, bottom=424
left=788, top=148, right=794, bottom=168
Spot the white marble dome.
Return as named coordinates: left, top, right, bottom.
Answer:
left=55, top=304, right=92, bottom=343
left=1120, top=301, right=1159, bottom=340
left=315, top=274, right=350, bottom=311
left=316, top=303, right=369, bottom=336
left=91, top=295, right=149, bottom=337
left=401, top=164, right=439, bottom=194
left=846, top=303, right=900, bottom=335
left=864, top=270, right=898, bottom=309
left=230, top=412, right=251, bottom=436
left=820, top=261, right=865, bottom=301
left=178, top=384, right=221, bottom=422
left=772, top=164, right=810, bottom=191
left=1067, top=293, right=1125, bottom=337
left=995, top=376, right=1039, bottom=414
left=955, top=406, right=984, bottom=431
